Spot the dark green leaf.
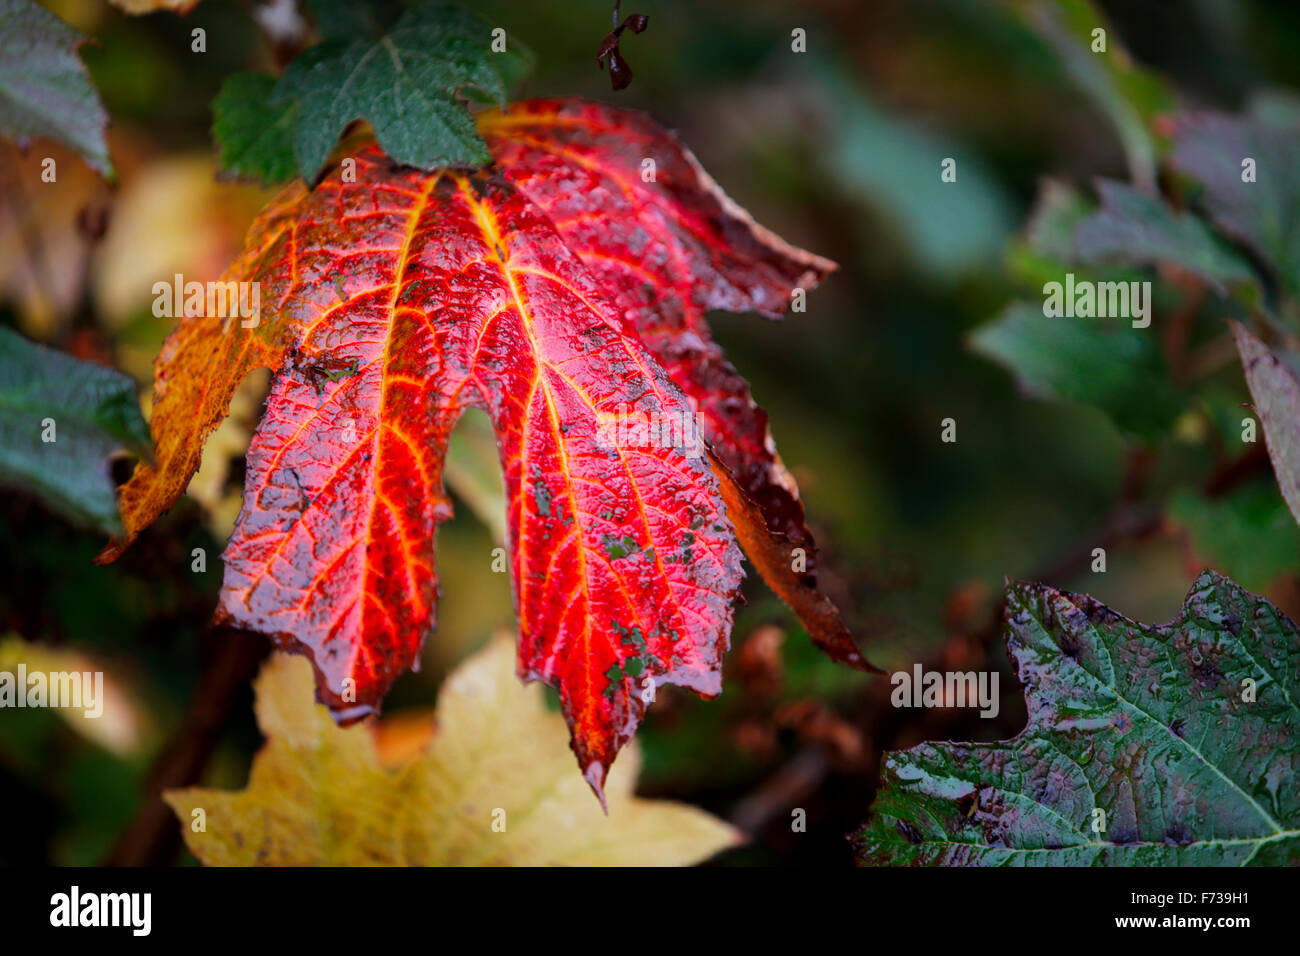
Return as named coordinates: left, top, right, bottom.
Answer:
left=304, top=0, right=403, bottom=40
left=0, top=0, right=112, bottom=177
left=0, top=327, right=150, bottom=534
left=1075, top=179, right=1258, bottom=294
left=969, top=301, right=1183, bottom=441
left=273, top=3, right=532, bottom=182
left=855, top=570, right=1300, bottom=865
left=212, top=73, right=298, bottom=185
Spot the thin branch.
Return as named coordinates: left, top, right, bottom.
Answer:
left=103, top=627, right=268, bottom=866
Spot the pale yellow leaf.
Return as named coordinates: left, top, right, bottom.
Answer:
left=165, top=637, right=742, bottom=866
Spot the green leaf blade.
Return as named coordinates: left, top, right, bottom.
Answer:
left=0, top=0, right=113, bottom=177
left=0, top=327, right=150, bottom=535
left=1075, top=179, right=1258, bottom=293
left=212, top=72, right=299, bottom=184
left=269, top=3, right=531, bottom=182
left=969, top=301, right=1183, bottom=441
left=855, top=571, right=1300, bottom=866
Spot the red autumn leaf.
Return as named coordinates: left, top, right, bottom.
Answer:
left=482, top=100, right=830, bottom=555
left=482, top=99, right=868, bottom=671
left=98, top=99, right=868, bottom=798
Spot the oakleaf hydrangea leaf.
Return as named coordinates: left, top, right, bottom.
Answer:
left=855, top=570, right=1300, bottom=865
left=98, top=100, right=861, bottom=800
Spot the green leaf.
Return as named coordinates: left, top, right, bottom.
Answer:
left=1170, top=485, right=1300, bottom=594
left=304, top=0, right=404, bottom=40
left=1012, top=0, right=1175, bottom=191
left=1171, top=114, right=1300, bottom=299
left=1023, top=177, right=1092, bottom=262
left=1005, top=178, right=1095, bottom=289
left=1231, top=320, right=1300, bottom=528
left=854, top=570, right=1300, bottom=865
left=969, top=301, right=1183, bottom=441
left=211, top=73, right=298, bottom=185
left=0, top=327, right=150, bottom=534
left=272, top=3, right=532, bottom=182
left=0, top=0, right=112, bottom=177
left=1075, top=179, right=1258, bottom=293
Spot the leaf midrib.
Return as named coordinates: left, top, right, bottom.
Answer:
left=1023, top=595, right=1288, bottom=838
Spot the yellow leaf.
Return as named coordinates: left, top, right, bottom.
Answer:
left=164, top=637, right=742, bottom=866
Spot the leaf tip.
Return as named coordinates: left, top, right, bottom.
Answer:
left=584, top=760, right=610, bottom=813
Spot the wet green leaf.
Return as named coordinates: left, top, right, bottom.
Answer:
left=854, top=570, right=1300, bottom=865
left=272, top=3, right=532, bottom=182
left=211, top=73, right=298, bottom=185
